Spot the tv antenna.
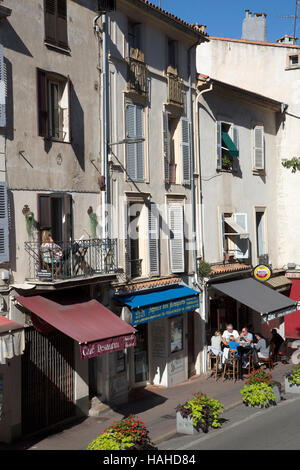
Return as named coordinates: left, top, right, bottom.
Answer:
left=279, top=1, right=300, bottom=43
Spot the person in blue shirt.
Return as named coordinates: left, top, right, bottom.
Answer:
left=228, top=335, right=240, bottom=357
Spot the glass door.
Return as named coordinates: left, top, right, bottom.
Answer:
left=134, top=323, right=149, bottom=384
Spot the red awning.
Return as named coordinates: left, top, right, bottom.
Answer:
left=285, top=278, right=300, bottom=339
left=16, top=296, right=136, bottom=358
left=0, top=315, right=23, bottom=334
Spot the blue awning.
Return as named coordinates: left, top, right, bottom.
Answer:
left=115, top=285, right=200, bottom=326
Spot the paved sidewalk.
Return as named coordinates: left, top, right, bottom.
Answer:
left=0, top=361, right=292, bottom=450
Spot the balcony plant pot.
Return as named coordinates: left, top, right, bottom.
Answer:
left=176, top=412, right=197, bottom=435
left=285, top=377, right=300, bottom=394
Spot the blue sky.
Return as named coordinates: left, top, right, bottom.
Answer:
left=151, top=0, right=300, bottom=43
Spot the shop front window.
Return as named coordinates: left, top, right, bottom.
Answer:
left=134, top=323, right=149, bottom=383
left=170, top=316, right=184, bottom=353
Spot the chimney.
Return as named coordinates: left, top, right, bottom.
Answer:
left=277, top=35, right=298, bottom=45
left=242, top=10, right=267, bottom=42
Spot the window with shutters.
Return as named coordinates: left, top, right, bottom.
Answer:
left=162, top=113, right=191, bottom=185
left=38, top=192, right=73, bottom=244
left=37, top=69, right=71, bottom=142
left=253, top=124, right=265, bottom=171
left=221, top=212, right=249, bottom=261
left=167, top=39, right=178, bottom=75
left=44, top=0, right=68, bottom=50
left=168, top=203, right=185, bottom=273
left=217, top=122, right=239, bottom=171
left=255, top=208, right=267, bottom=263
left=125, top=103, right=145, bottom=182
left=128, top=21, right=144, bottom=62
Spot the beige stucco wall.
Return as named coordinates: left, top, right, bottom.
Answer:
left=197, top=38, right=300, bottom=269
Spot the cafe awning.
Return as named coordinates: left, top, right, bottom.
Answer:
left=0, top=316, right=25, bottom=364
left=16, top=296, right=136, bottom=359
left=115, top=285, right=200, bottom=326
left=211, top=277, right=297, bottom=322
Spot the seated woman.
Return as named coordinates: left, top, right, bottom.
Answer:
left=210, top=330, right=222, bottom=350
left=40, top=230, right=63, bottom=265
left=254, top=333, right=270, bottom=358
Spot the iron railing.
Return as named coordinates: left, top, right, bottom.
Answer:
left=25, top=238, right=118, bottom=282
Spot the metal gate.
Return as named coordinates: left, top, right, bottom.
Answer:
left=22, top=327, right=75, bottom=435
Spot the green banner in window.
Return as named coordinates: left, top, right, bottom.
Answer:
left=222, top=131, right=239, bottom=157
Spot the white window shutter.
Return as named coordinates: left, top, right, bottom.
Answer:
left=232, top=125, right=239, bottom=152
left=221, top=213, right=225, bottom=258
left=162, top=111, right=170, bottom=183
left=126, top=103, right=144, bottom=181
left=148, top=203, right=160, bottom=276
left=0, top=44, right=6, bottom=128
left=217, top=121, right=222, bottom=169
left=123, top=201, right=131, bottom=278
left=234, top=213, right=249, bottom=259
left=135, top=105, right=144, bottom=181
left=181, top=118, right=191, bottom=184
left=0, top=182, right=9, bottom=263
left=168, top=204, right=184, bottom=273
left=254, top=125, right=264, bottom=169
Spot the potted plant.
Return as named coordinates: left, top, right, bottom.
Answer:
left=244, top=369, right=281, bottom=403
left=176, top=392, right=224, bottom=435
left=222, top=155, right=233, bottom=170
left=86, top=415, right=157, bottom=450
left=285, top=363, right=300, bottom=393
left=240, top=382, right=277, bottom=408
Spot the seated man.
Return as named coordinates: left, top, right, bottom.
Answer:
left=221, top=324, right=239, bottom=346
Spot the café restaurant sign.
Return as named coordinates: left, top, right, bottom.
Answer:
left=253, top=264, right=272, bottom=282
left=80, top=333, right=136, bottom=359
left=131, top=295, right=199, bottom=327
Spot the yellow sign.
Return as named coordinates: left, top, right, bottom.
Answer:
left=253, top=265, right=272, bottom=282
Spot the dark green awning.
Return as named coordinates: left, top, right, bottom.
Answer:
left=222, top=132, right=239, bottom=158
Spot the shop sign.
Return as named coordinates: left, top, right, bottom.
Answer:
left=253, top=264, right=272, bottom=282
left=132, top=295, right=199, bottom=326
left=80, top=333, right=136, bottom=359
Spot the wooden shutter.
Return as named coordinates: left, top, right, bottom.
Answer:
left=44, top=0, right=57, bottom=44
left=220, top=213, right=225, bottom=259
left=162, top=112, right=170, bottom=183
left=123, top=201, right=131, bottom=278
left=37, top=69, right=49, bottom=137
left=38, top=194, right=52, bottom=230
left=0, top=44, right=6, bottom=128
left=217, top=121, right=222, bottom=169
left=148, top=203, right=159, bottom=276
left=126, top=103, right=144, bottom=181
left=234, top=213, right=249, bottom=259
left=0, top=182, right=9, bottom=263
left=56, top=0, right=68, bottom=48
left=135, top=105, right=144, bottom=181
left=181, top=118, right=191, bottom=184
left=254, top=125, right=264, bottom=169
left=63, top=193, right=73, bottom=242
left=232, top=125, right=239, bottom=154
left=168, top=204, right=184, bottom=273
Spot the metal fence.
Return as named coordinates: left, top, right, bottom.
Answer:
left=25, top=238, right=118, bottom=282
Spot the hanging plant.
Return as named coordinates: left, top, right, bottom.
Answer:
left=281, top=157, right=300, bottom=173
left=25, top=211, right=35, bottom=237
left=87, top=206, right=98, bottom=238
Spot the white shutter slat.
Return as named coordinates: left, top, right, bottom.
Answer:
left=0, top=44, right=6, bottom=128
left=168, top=204, right=184, bottom=273
left=126, top=103, right=137, bottom=180
left=232, top=125, right=239, bottom=152
left=254, top=125, right=264, bottom=170
left=234, top=213, right=249, bottom=259
left=148, top=203, right=160, bottom=275
left=181, top=118, right=191, bottom=184
left=162, top=111, right=170, bottom=183
left=0, top=182, right=9, bottom=263
left=123, top=201, right=131, bottom=278
left=217, top=121, right=222, bottom=169
left=135, top=105, right=144, bottom=181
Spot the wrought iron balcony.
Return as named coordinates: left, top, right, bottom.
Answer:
left=127, top=58, right=148, bottom=96
left=25, top=238, right=118, bottom=282
left=167, top=73, right=183, bottom=106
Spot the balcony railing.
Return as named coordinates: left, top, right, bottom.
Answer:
left=167, top=73, right=183, bottom=106
left=25, top=239, right=118, bottom=282
left=127, top=58, right=148, bottom=96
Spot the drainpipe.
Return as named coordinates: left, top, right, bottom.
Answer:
left=94, top=13, right=109, bottom=240
left=194, top=77, right=213, bottom=374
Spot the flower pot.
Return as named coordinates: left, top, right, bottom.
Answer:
left=176, top=412, right=198, bottom=435
left=285, top=377, right=300, bottom=393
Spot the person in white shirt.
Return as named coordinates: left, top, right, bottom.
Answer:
left=221, top=324, right=239, bottom=346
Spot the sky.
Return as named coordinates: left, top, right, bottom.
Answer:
left=150, top=0, right=300, bottom=43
